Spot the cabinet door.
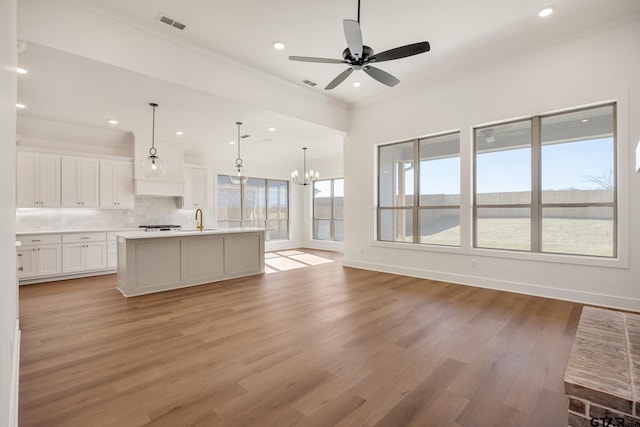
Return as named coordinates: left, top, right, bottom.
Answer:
left=17, top=247, right=37, bottom=278
left=84, top=241, right=107, bottom=271
left=115, top=161, right=134, bottom=208
left=193, top=168, right=208, bottom=207
left=62, top=157, right=99, bottom=207
left=99, top=160, right=117, bottom=207
left=16, top=152, right=39, bottom=207
left=38, top=245, right=62, bottom=276
left=183, top=167, right=207, bottom=209
left=62, top=243, right=85, bottom=273
left=100, top=160, right=133, bottom=208
left=183, top=168, right=195, bottom=208
left=79, top=158, right=100, bottom=207
left=38, top=154, right=61, bottom=207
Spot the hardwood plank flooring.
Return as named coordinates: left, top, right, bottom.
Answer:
left=19, top=249, right=581, bottom=426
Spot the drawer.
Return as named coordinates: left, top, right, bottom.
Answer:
left=20, top=234, right=62, bottom=245
left=63, top=232, right=107, bottom=243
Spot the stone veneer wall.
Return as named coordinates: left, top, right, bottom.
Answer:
left=565, top=307, right=640, bottom=427
left=15, top=197, right=204, bottom=231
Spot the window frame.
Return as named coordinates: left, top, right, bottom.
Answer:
left=377, top=131, right=461, bottom=246
left=216, top=175, right=289, bottom=240
left=312, top=177, right=344, bottom=242
left=473, top=103, right=617, bottom=258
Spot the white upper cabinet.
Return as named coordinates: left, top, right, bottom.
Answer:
left=100, top=159, right=134, bottom=208
left=62, top=156, right=100, bottom=207
left=16, top=151, right=61, bottom=207
left=182, top=166, right=208, bottom=209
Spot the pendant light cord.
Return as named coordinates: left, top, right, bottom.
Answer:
left=149, top=102, right=158, bottom=156
left=357, top=0, right=360, bottom=23
left=236, top=121, right=243, bottom=167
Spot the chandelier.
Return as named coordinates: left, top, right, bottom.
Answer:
left=291, top=147, right=319, bottom=186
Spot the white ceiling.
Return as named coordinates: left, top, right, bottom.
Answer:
left=16, top=0, right=640, bottom=164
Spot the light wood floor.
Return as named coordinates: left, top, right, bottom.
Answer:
left=19, top=249, right=581, bottom=427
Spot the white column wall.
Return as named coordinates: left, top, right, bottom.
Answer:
left=344, top=19, right=640, bottom=311
left=0, top=0, right=19, bottom=424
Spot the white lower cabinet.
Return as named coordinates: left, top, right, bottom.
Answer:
left=62, top=233, right=107, bottom=274
left=17, top=234, right=62, bottom=279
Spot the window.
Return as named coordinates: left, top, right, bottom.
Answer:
left=313, top=178, right=344, bottom=242
left=378, top=132, right=460, bottom=246
left=474, top=104, right=616, bottom=257
left=217, top=175, right=289, bottom=240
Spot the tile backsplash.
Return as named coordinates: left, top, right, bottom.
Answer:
left=16, top=197, right=210, bottom=232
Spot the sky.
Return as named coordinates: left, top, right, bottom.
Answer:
left=407, top=137, right=614, bottom=195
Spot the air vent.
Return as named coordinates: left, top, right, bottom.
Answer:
left=157, top=13, right=186, bottom=31
left=302, top=79, right=317, bottom=87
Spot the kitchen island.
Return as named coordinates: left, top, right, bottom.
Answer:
left=115, top=228, right=267, bottom=297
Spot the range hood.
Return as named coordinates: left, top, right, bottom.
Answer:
left=134, top=178, right=184, bottom=197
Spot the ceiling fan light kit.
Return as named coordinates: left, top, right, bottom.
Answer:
left=289, top=0, right=430, bottom=90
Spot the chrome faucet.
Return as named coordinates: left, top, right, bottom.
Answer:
left=195, top=208, right=204, bottom=231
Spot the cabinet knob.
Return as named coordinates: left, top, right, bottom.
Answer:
left=18, top=266, right=23, bottom=272
left=17, top=253, right=22, bottom=257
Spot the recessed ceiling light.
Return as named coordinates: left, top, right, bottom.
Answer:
left=16, top=103, right=26, bottom=109
left=16, top=67, right=28, bottom=74
left=581, top=119, right=589, bottom=123
left=273, top=41, right=285, bottom=50
left=353, top=81, right=362, bottom=87
left=228, top=140, right=236, bottom=145
left=268, top=127, right=276, bottom=132
left=107, top=119, right=118, bottom=125
left=538, top=6, right=555, bottom=17
left=175, top=131, right=184, bottom=136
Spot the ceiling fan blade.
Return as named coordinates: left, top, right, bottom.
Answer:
left=325, top=68, right=354, bottom=90
left=289, top=56, right=346, bottom=64
left=343, top=19, right=363, bottom=59
left=363, top=66, right=400, bottom=87
left=368, top=41, right=431, bottom=63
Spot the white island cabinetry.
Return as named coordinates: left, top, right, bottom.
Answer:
left=116, top=228, right=266, bottom=297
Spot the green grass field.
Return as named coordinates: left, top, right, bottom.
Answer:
left=417, top=218, right=614, bottom=257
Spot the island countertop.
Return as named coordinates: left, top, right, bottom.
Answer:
left=115, top=227, right=269, bottom=240
left=116, top=227, right=267, bottom=297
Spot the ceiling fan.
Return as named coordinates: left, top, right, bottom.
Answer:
left=289, top=0, right=431, bottom=90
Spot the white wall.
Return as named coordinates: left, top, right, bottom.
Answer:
left=0, top=0, right=19, bottom=424
left=344, top=19, right=640, bottom=311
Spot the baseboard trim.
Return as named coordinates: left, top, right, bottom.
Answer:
left=18, top=269, right=117, bottom=285
left=9, top=320, right=20, bottom=427
left=343, top=258, right=640, bottom=313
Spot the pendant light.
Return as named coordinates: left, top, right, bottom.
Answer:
left=140, top=102, right=166, bottom=177
left=291, top=147, right=319, bottom=186
left=228, top=121, right=249, bottom=185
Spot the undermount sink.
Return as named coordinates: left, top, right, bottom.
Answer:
left=179, top=228, right=217, bottom=232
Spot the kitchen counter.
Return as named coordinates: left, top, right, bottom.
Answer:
left=17, top=228, right=139, bottom=236
left=115, top=227, right=267, bottom=297
left=115, top=227, right=265, bottom=240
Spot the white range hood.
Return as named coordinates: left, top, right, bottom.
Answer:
left=134, top=178, right=184, bottom=197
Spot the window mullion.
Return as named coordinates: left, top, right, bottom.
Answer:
left=531, top=117, right=541, bottom=253
left=413, top=140, right=420, bottom=244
